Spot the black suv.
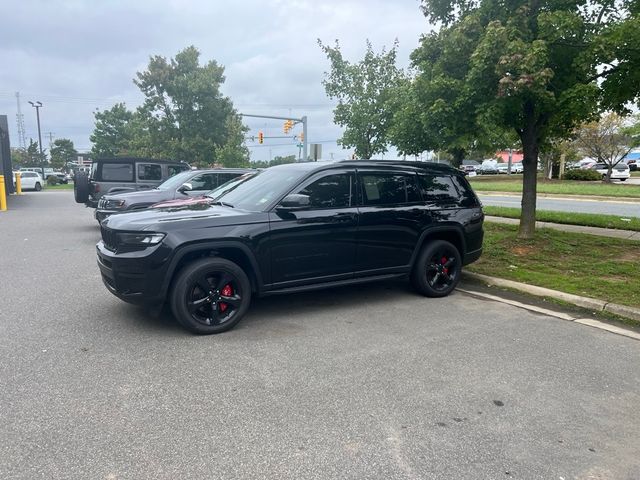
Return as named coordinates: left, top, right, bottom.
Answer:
left=97, top=161, right=484, bottom=334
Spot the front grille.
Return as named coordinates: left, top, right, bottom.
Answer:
left=101, top=226, right=118, bottom=251
left=98, top=197, right=106, bottom=209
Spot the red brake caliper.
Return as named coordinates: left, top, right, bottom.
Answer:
left=441, top=256, right=449, bottom=275
left=219, top=284, right=233, bottom=312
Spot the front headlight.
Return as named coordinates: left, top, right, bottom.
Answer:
left=105, top=199, right=126, bottom=209
left=116, top=232, right=165, bottom=246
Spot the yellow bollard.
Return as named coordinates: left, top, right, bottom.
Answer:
left=0, top=175, right=6, bottom=211
left=15, top=172, right=22, bottom=195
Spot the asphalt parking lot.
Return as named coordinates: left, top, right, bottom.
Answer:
left=1, top=191, right=640, bottom=480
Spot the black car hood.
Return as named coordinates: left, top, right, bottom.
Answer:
left=104, top=189, right=175, bottom=206
left=102, top=203, right=259, bottom=231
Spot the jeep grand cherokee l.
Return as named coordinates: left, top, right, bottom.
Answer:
left=97, top=161, right=484, bottom=334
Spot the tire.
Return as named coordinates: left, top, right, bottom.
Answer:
left=34, top=182, right=42, bottom=191
left=74, top=172, right=90, bottom=203
left=170, top=257, right=252, bottom=334
left=411, top=240, right=462, bottom=297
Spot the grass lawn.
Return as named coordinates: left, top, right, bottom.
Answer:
left=483, top=206, right=640, bottom=232
left=467, top=223, right=640, bottom=308
left=469, top=177, right=640, bottom=198
left=45, top=183, right=74, bottom=190
left=632, top=171, right=640, bottom=177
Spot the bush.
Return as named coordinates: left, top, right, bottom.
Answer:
left=46, top=175, right=59, bottom=186
left=563, top=169, right=601, bottom=181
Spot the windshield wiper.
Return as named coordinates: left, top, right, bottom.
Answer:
left=211, top=201, right=235, bottom=208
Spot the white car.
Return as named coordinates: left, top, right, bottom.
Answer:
left=590, top=162, right=631, bottom=181
left=14, top=171, right=44, bottom=191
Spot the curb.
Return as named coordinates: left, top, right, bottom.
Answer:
left=475, top=191, right=640, bottom=203
left=462, top=271, right=640, bottom=322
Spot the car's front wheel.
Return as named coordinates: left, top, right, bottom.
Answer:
left=34, top=182, right=42, bottom=191
left=170, top=257, right=251, bottom=334
left=411, top=240, right=461, bottom=297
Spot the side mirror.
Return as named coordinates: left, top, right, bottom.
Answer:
left=178, top=182, right=193, bottom=193
left=277, top=193, right=310, bottom=210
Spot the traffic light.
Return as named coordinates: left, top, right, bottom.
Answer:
left=299, top=132, right=304, bottom=142
left=258, top=131, right=264, bottom=144
left=283, top=119, right=294, bottom=134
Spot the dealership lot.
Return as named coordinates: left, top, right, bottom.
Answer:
left=1, top=191, right=640, bottom=479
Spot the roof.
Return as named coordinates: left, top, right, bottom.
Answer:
left=269, top=159, right=461, bottom=175
left=93, top=157, right=190, bottom=165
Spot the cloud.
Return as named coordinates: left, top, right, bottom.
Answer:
left=0, top=0, right=432, bottom=160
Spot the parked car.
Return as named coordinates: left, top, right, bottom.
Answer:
left=94, top=168, right=253, bottom=222
left=590, top=162, right=631, bottom=181
left=621, top=158, right=638, bottom=172
left=150, top=170, right=262, bottom=210
left=478, top=160, right=498, bottom=175
left=15, top=171, right=44, bottom=191
left=74, top=157, right=190, bottom=208
left=97, top=160, right=484, bottom=334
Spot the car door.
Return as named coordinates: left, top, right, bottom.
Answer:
left=355, top=169, right=426, bottom=273
left=268, top=169, right=358, bottom=287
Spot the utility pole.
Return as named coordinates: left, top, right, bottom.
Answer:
left=28, top=101, right=45, bottom=180
left=15, top=92, right=27, bottom=150
left=46, top=132, right=55, bottom=151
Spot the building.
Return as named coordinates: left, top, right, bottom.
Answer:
left=495, top=150, right=524, bottom=163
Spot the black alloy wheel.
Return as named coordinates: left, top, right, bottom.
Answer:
left=411, top=240, right=461, bottom=297
left=170, top=257, right=251, bottom=334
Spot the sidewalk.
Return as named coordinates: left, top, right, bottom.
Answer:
left=485, top=215, right=640, bottom=241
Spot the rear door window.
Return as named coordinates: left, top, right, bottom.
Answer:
left=450, top=175, right=478, bottom=207
left=137, top=164, right=162, bottom=181
left=359, top=172, right=420, bottom=206
left=418, top=175, right=460, bottom=207
left=100, top=163, right=134, bottom=182
left=168, top=165, right=188, bottom=177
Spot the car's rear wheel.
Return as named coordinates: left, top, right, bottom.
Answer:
left=74, top=172, right=90, bottom=203
left=170, top=257, right=251, bottom=334
left=411, top=240, right=461, bottom=297
left=34, top=182, right=42, bottom=191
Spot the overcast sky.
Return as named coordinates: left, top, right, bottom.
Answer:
left=0, top=0, right=433, bottom=162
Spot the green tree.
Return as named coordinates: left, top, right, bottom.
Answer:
left=90, top=103, right=135, bottom=157
left=23, top=139, right=47, bottom=166
left=134, top=46, right=239, bottom=165
left=573, top=113, right=640, bottom=182
left=407, top=0, right=638, bottom=238
left=214, top=114, right=250, bottom=168
left=10, top=148, right=29, bottom=167
left=318, top=39, right=404, bottom=159
left=50, top=138, right=78, bottom=171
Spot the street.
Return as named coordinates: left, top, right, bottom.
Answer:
left=479, top=193, right=640, bottom=218
left=1, top=191, right=640, bottom=479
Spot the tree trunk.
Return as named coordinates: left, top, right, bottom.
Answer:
left=518, top=112, right=539, bottom=239
left=450, top=148, right=465, bottom=168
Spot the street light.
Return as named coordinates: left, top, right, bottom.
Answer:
left=28, top=101, right=45, bottom=180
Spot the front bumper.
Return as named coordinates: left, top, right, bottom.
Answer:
left=95, top=209, right=120, bottom=223
left=96, top=241, right=171, bottom=305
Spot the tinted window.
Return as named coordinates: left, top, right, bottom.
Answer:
left=296, top=173, right=352, bottom=209
left=360, top=173, right=419, bottom=205
left=137, top=164, right=162, bottom=181
left=451, top=175, right=477, bottom=207
left=101, top=163, right=134, bottom=182
left=418, top=175, right=459, bottom=206
left=190, top=173, right=217, bottom=191
left=220, top=168, right=307, bottom=211
left=168, top=165, right=188, bottom=177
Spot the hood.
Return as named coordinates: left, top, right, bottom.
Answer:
left=151, top=195, right=209, bottom=209
left=102, top=202, right=257, bottom=231
left=103, top=189, right=174, bottom=206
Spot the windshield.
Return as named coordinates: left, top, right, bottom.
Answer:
left=157, top=170, right=194, bottom=190
left=213, top=167, right=306, bottom=211
left=206, top=171, right=259, bottom=200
